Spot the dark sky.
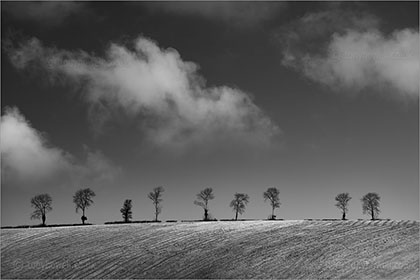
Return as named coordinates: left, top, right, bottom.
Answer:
left=1, top=1, right=418, bottom=226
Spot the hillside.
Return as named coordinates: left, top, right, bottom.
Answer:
left=1, top=220, right=419, bottom=279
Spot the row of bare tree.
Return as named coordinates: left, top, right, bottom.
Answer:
left=122, top=187, right=280, bottom=222
left=29, top=188, right=381, bottom=226
left=335, top=192, right=381, bottom=220
left=30, top=188, right=95, bottom=226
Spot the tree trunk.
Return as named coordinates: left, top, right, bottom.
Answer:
left=235, top=210, right=238, bottom=221
left=342, top=211, right=346, bottom=220
left=42, top=214, right=46, bottom=226
left=204, top=201, right=208, bottom=221
left=204, top=209, right=208, bottom=221
left=371, top=208, right=375, bottom=220
left=82, top=208, right=85, bottom=225
left=272, top=206, right=275, bottom=220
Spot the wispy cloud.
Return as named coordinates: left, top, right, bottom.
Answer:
left=277, top=8, right=419, bottom=99
left=2, top=2, right=87, bottom=26
left=144, top=2, right=287, bottom=27
left=5, top=36, right=280, bottom=150
left=0, top=107, right=120, bottom=188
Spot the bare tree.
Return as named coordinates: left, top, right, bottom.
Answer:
left=148, top=186, right=164, bottom=221
left=194, top=188, right=214, bottom=221
left=335, top=193, right=352, bottom=220
left=120, top=199, right=133, bottom=223
left=230, top=193, right=250, bottom=220
left=361, top=193, right=381, bottom=220
left=263, top=187, right=280, bottom=220
left=30, top=194, right=52, bottom=226
left=73, top=188, right=96, bottom=224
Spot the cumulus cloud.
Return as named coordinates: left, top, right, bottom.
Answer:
left=303, top=29, right=419, bottom=97
left=6, top=36, right=280, bottom=150
left=0, top=107, right=120, bottom=188
left=144, top=2, right=286, bottom=27
left=277, top=9, right=419, bottom=99
left=2, top=2, right=86, bottom=26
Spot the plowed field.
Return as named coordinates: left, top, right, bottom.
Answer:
left=1, top=220, right=419, bottom=279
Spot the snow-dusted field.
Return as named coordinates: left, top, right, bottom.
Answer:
left=1, top=220, right=419, bottom=279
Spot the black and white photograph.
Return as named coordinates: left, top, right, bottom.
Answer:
left=1, top=1, right=419, bottom=279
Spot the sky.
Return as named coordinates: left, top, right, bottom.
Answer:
left=1, top=1, right=418, bottom=226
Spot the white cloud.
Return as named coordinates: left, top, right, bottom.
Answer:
left=278, top=9, right=419, bottom=99
left=1, top=107, right=73, bottom=184
left=2, top=2, right=86, bottom=26
left=0, top=107, right=120, bottom=188
left=303, top=29, right=419, bottom=98
left=144, top=2, right=286, bottom=27
left=6, top=36, right=280, bottom=150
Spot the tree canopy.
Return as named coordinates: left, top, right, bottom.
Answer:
left=73, top=188, right=96, bottom=224
left=230, top=193, right=250, bottom=220
left=361, top=192, right=381, bottom=220
left=30, top=194, right=52, bottom=226
left=263, top=187, right=280, bottom=219
left=120, top=199, right=133, bottom=223
left=194, top=188, right=214, bottom=221
left=148, top=186, right=164, bottom=221
left=335, top=193, right=352, bottom=220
